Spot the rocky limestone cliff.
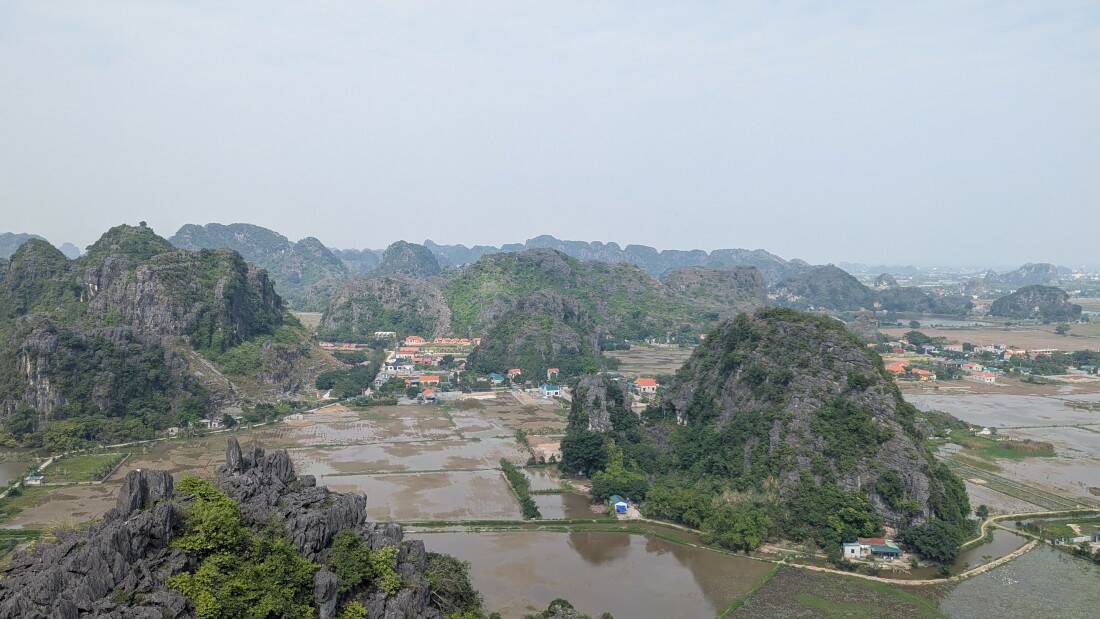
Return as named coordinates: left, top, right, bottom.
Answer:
left=0, top=438, right=456, bottom=619
left=772, top=265, right=876, bottom=310
left=570, top=374, right=632, bottom=432
left=318, top=275, right=452, bottom=340
left=376, top=241, right=441, bottom=277
left=989, top=284, right=1081, bottom=321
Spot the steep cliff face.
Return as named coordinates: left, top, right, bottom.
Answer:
left=570, top=374, right=632, bottom=432
left=318, top=275, right=452, bottom=340
left=376, top=241, right=442, bottom=277
left=656, top=308, right=969, bottom=529
left=0, top=439, right=471, bottom=619
left=169, top=223, right=349, bottom=311
left=661, top=266, right=766, bottom=318
left=989, top=285, right=1081, bottom=321
left=0, top=224, right=320, bottom=432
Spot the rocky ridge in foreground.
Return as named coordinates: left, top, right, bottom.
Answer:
left=0, top=438, right=449, bottom=619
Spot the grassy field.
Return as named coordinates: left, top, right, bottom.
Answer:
left=881, top=326, right=1100, bottom=351
left=43, top=453, right=127, bottom=483
left=0, top=486, right=52, bottom=524
left=290, top=311, right=323, bottom=331
left=951, top=434, right=1056, bottom=460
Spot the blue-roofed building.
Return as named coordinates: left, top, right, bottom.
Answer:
left=609, top=495, right=628, bottom=514
left=540, top=382, right=561, bottom=397
left=489, top=372, right=505, bottom=385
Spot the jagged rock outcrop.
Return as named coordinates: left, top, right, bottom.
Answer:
left=989, top=285, right=1082, bottom=321
left=0, top=439, right=456, bottom=619
left=662, top=266, right=766, bottom=318
left=376, top=241, right=442, bottom=277
left=0, top=468, right=191, bottom=618
left=875, top=287, right=973, bottom=316
left=571, top=374, right=632, bottom=432
left=318, top=275, right=452, bottom=339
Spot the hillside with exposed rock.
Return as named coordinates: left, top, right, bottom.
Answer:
left=0, top=224, right=337, bottom=447
left=318, top=275, right=452, bottom=341
left=0, top=438, right=490, bottom=619
left=661, top=266, right=766, bottom=318
left=985, top=262, right=1063, bottom=287
left=989, top=285, right=1082, bottom=321
left=169, top=223, right=349, bottom=311
left=562, top=308, right=971, bottom=560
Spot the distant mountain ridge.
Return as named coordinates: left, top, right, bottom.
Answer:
left=422, top=235, right=810, bottom=283
left=0, top=232, right=82, bottom=260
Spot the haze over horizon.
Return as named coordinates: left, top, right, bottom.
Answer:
left=2, top=2, right=1098, bottom=266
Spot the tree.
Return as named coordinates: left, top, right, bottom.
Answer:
left=424, top=553, right=482, bottom=615
left=1055, top=323, right=1071, bottom=335
left=909, top=320, right=921, bottom=329
left=899, top=520, right=965, bottom=565
left=589, top=440, right=648, bottom=500
left=221, top=413, right=237, bottom=429
left=975, top=504, right=990, bottom=520
left=702, top=502, right=772, bottom=552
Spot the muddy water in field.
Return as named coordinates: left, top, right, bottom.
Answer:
left=523, top=467, right=560, bottom=492
left=941, top=546, right=1100, bottom=618
left=415, top=531, right=773, bottom=619
left=290, top=437, right=529, bottom=475
left=531, top=493, right=599, bottom=519
left=319, top=470, right=522, bottom=521
left=0, top=454, right=35, bottom=486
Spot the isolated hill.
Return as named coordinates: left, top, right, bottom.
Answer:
left=169, top=223, right=349, bottom=311
left=985, top=262, right=1062, bottom=287
left=422, top=235, right=809, bottom=283
left=0, top=224, right=335, bottom=446
left=0, top=438, right=488, bottom=618
left=661, top=266, right=766, bottom=318
left=563, top=308, right=971, bottom=555
left=873, top=273, right=899, bottom=289
left=375, top=241, right=442, bottom=277
left=773, top=265, right=876, bottom=310
left=989, top=285, right=1082, bottom=321
left=876, top=287, right=974, bottom=316
left=58, top=242, right=82, bottom=259
left=318, top=275, right=452, bottom=341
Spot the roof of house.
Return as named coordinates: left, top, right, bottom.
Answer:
left=547, top=367, right=559, bottom=372
left=422, top=388, right=435, bottom=397
left=419, top=375, right=441, bottom=382
left=912, top=368, right=933, bottom=376
left=609, top=495, right=626, bottom=504
left=885, top=362, right=908, bottom=373
left=634, top=377, right=658, bottom=387
left=541, top=383, right=560, bottom=390
left=870, top=544, right=902, bottom=554
left=858, top=537, right=887, bottom=545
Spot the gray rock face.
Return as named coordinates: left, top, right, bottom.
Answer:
left=0, top=469, right=192, bottom=618
left=319, top=275, right=452, bottom=339
left=0, top=441, right=452, bottom=619
left=572, top=374, right=632, bottom=432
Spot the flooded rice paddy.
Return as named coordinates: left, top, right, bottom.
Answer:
left=940, top=546, right=1100, bottom=618
left=414, top=531, right=774, bottom=618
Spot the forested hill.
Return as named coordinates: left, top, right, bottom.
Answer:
left=169, top=222, right=349, bottom=311
left=0, top=224, right=335, bottom=449
left=561, top=308, right=972, bottom=564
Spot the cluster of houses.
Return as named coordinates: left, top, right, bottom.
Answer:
left=877, top=336, right=1089, bottom=386
left=842, top=537, right=903, bottom=561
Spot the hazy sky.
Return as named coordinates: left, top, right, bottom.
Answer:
left=2, top=2, right=1098, bottom=266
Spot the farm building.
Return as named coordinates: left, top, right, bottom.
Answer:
left=609, top=495, right=628, bottom=514
left=540, top=383, right=561, bottom=398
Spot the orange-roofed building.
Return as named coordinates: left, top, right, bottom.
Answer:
left=419, top=375, right=441, bottom=384
left=547, top=368, right=560, bottom=379
left=405, top=336, right=425, bottom=345
left=634, top=377, right=658, bottom=393
left=911, top=368, right=936, bottom=381
left=885, top=361, right=909, bottom=374
left=507, top=368, right=522, bottom=378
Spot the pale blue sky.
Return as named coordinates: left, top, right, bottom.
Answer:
left=1, top=1, right=1097, bottom=266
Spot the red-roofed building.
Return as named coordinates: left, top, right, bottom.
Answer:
left=419, top=375, right=441, bottom=385
left=885, top=361, right=909, bottom=375
left=405, top=336, right=425, bottom=345
left=911, top=368, right=936, bottom=381
left=507, top=368, right=522, bottom=378
left=547, top=368, right=560, bottom=380
left=634, top=377, right=658, bottom=394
